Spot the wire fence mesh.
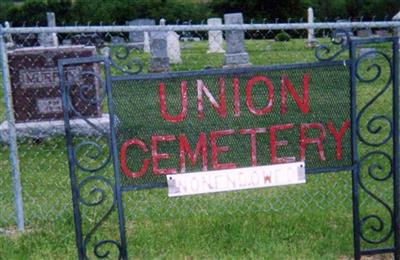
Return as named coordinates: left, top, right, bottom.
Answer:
left=0, top=18, right=399, bottom=257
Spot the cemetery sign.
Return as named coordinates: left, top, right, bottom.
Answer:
left=112, top=62, right=351, bottom=189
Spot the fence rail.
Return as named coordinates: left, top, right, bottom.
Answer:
left=2, top=21, right=400, bottom=34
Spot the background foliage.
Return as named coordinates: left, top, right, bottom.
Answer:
left=0, top=0, right=400, bottom=26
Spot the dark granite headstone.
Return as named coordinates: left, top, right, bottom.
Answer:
left=356, top=29, right=372, bottom=37
left=375, top=30, right=391, bottom=37
left=8, top=46, right=102, bottom=122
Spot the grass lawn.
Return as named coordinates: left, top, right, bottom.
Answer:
left=0, top=38, right=396, bottom=259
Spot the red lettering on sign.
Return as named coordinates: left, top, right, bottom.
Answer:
left=210, top=129, right=236, bottom=170
left=246, top=76, right=274, bottom=115
left=159, top=81, right=188, bottom=123
left=179, top=133, right=208, bottom=172
left=270, top=124, right=296, bottom=164
left=280, top=74, right=310, bottom=114
left=264, top=175, right=272, bottom=183
left=151, top=135, right=177, bottom=175
left=197, top=78, right=227, bottom=120
left=233, top=77, right=240, bottom=117
left=300, top=123, right=326, bottom=161
left=327, top=120, right=350, bottom=160
left=120, top=139, right=149, bottom=178
left=239, top=128, right=267, bottom=166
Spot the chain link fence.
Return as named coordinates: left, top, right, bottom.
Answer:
left=0, top=17, right=399, bottom=257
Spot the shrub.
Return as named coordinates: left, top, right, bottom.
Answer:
left=274, top=31, right=291, bottom=42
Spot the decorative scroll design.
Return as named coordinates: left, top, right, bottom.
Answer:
left=65, top=69, right=112, bottom=173
left=354, top=47, right=395, bottom=246
left=355, top=51, right=393, bottom=147
left=315, top=29, right=351, bottom=61
left=105, top=45, right=143, bottom=75
left=79, top=176, right=123, bottom=259
left=358, top=152, right=394, bottom=244
left=63, top=60, right=124, bottom=258
left=66, top=70, right=107, bottom=135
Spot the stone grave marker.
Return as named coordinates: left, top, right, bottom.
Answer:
left=359, top=47, right=376, bottom=59
left=167, top=31, right=182, bottom=64
left=7, top=46, right=102, bottom=122
left=223, top=13, right=250, bottom=68
left=393, top=12, right=400, bottom=44
left=207, top=18, right=225, bottom=53
left=149, top=30, right=170, bottom=72
left=375, top=29, right=391, bottom=37
left=356, top=28, right=372, bottom=37
left=306, top=7, right=318, bottom=48
left=127, top=19, right=155, bottom=49
left=4, top=21, right=15, bottom=49
left=38, top=12, right=59, bottom=47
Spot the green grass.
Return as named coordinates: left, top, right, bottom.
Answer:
left=0, top=38, right=396, bottom=259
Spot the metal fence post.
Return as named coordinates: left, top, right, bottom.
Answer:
left=0, top=25, right=24, bottom=231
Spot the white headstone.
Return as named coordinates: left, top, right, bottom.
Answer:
left=392, top=11, right=400, bottom=41
left=207, top=18, right=225, bottom=53
left=144, top=32, right=150, bottom=53
left=39, top=12, right=58, bottom=47
left=306, top=7, right=317, bottom=48
left=160, top=18, right=166, bottom=26
left=4, top=21, right=14, bottom=48
left=167, top=31, right=182, bottom=64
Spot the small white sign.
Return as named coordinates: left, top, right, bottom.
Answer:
left=167, top=162, right=306, bottom=197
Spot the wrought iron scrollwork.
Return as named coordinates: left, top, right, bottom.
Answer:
left=79, top=176, right=123, bottom=259
left=358, top=152, right=394, bottom=244
left=355, top=51, right=393, bottom=147
left=315, top=29, right=351, bottom=61
left=62, top=59, right=125, bottom=259
left=65, top=70, right=107, bottom=135
left=354, top=46, right=395, bottom=247
left=74, top=141, right=111, bottom=173
left=104, top=45, right=144, bottom=75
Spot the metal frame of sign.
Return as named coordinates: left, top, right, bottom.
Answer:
left=59, top=35, right=399, bottom=259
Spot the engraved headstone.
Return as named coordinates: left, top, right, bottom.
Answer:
left=128, top=19, right=155, bottom=49
left=8, top=46, right=102, bottom=122
left=207, top=18, right=225, bottom=53
left=167, top=31, right=182, bottom=64
left=149, top=30, right=170, bottom=72
left=38, top=12, right=59, bottom=47
left=306, top=7, right=318, bottom=48
left=223, top=13, right=250, bottom=68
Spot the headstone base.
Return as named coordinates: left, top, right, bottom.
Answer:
left=223, top=53, right=251, bottom=68
left=125, top=42, right=145, bottom=49
left=306, top=39, right=319, bottom=48
left=207, top=48, right=225, bottom=54
left=0, top=114, right=110, bottom=144
left=359, top=48, right=376, bottom=59
left=149, top=57, right=170, bottom=72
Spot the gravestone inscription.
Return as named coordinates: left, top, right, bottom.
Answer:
left=8, top=46, right=102, bottom=122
